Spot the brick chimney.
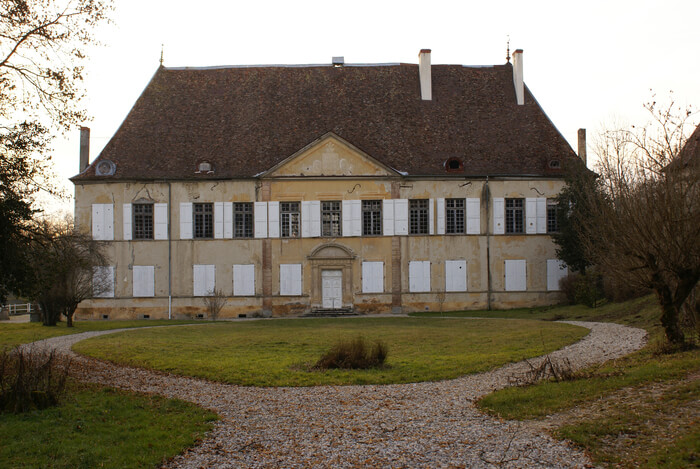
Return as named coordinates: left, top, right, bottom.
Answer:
left=419, top=49, right=432, bottom=101
left=578, top=128, right=587, bottom=165
left=512, top=49, right=524, bottom=105
left=79, top=126, right=90, bottom=172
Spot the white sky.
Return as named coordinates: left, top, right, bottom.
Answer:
left=44, top=0, right=700, bottom=214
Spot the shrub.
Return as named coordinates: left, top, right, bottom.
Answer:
left=202, top=289, right=226, bottom=320
left=0, top=347, right=70, bottom=413
left=559, top=272, right=603, bottom=307
left=601, top=273, right=649, bottom=302
left=315, top=336, right=388, bottom=370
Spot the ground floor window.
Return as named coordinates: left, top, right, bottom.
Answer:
left=133, top=265, right=155, bottom=297
left=280, top=264, right=302, bottom=295
left=362, top=261, right=384, bottom=293
left=504, top=259, right=526, bottom=291
left=445, top=260, right=467, bottom=292
left=409, top=261, right=431, bottom=292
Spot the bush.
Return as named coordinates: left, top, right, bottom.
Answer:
left=559, top=272, right=603, bottom=307
left=602, top=274, right=649, bottom=303
left=0, top=347, right=70, bottom=413
left=315, top=336, right=388, bottom=370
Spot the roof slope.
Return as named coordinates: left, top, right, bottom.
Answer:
left=678, top=122, right=700, bottom=168
left=73, top=62, right=579, bottom=181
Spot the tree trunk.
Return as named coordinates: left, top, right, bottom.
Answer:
left=66, top=313, right=73, bottom=327
left=659, top=300, right=685, bottom=344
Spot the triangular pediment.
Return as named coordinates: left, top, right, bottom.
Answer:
left=263, top=133, right=399, bottom=178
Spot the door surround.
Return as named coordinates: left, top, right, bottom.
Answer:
left=307, top=243, right=355, bottom=310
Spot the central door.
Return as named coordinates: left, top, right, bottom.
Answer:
left=321, top=270, right=343, bottom=309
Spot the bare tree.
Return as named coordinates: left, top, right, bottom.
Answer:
left=576, top=99, right=699, bottom=344
left=202, top=288, right=226, bottom=320
left=22, top=216, right=109, bottom=326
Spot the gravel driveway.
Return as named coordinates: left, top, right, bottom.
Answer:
left=29, top=320, right=646, bottom=468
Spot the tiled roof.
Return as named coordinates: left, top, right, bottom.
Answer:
left=72, top=62, right=579, bottom=182
left=678, top=123, right=700, bottom=168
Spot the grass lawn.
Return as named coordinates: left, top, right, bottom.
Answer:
left=0, top=319, right=202, bottom=349
left=0, top=382, right=217, bottom=469
left=73, top=317, right=588, bottom=386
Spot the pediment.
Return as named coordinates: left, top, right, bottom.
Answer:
left=264, top=133, right=398, bottom=178
left=308, top=243, right=356, bottom=260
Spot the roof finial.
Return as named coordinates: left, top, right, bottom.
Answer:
left=506, top=35, right=511, bottom=63
left=159, top=44, right=164, bottom=66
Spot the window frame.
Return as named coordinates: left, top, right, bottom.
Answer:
left=505, top=198, right=525, bottom=234
left=409, top=199, right=430, bottom=235
left=133, top=203, right=154, bottom=240
left=546, top=199, right=559, bottom=233
left=193, top=202, right=214, bottom=239
left=280, top=201, right=301, bottom=238
left=446, top=198, right=465, bottom=234
left=233, top=202, right=254, bottom=238
left=321, top=201, right=342, bottom=237
left=362, top=200, right=382, bottom=236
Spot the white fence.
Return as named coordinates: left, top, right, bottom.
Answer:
left=3, top=303, right=38, bottom=316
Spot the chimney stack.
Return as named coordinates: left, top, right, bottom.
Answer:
left=578, top=128, right=587, bottom=165
left=418, top=49, right=432, bottom=101
left=79, top=126, right=90, bottom=172
left=512, top=49, right=524, bottom=105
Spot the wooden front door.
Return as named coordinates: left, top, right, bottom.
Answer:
left=321, top=270, right=343, bottom=309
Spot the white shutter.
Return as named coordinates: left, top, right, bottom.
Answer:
left=394, top=199, right=408, bottom=235
left=466, top=198, right=480, bottom=234
left=505, top=259, right=527, bottom=291
left=268, top=201, right=280, bottom=238
left=193, top=264, right=204, bottom=296
left=104, top=204, right=114, bottom=240
left=493, top=198, right=505, bottom=234
left=547, top=259, right=568, bottom=291
left=301, top=201, right=311, bottom=238
left=311, top=201, right=321, bottom=237
left=254, top=202, right=268, bottom=238
left=224, top=202, right=233, bottom=238
left=409, top=261, right=430, bottom=292
left=526, top=198, right=537, bottom=234
left=133, top=266, right=155, bottom=297
left=537, top=198, right=547, bottom=234
left=429, top=199, right=435, bottom=235
left=154, top=203, right=168, bottom=240
left=351, top=200, right=362, bottom=236
left=92, top=204, right=104, bottom=240
left=123, top=203, right=132, bottom=240
left=362, top=261, right=384, bottom=293
left=214, top=202, right=224, bottom=239
left=342, top=200, right=352, bottom=237
left=280, top=264, right=302, bottom=296
left=437, top=198, right=445, bottom=235
left=445, top=260, right=467, bottom=292
left=382, top=199, right=395, bottom=236
left=93, top=266, right=115, bottom=298
left=180, top=203, right=193, bottom=239
left=233, top=264, right=255, bottom=296
left=193, top=264, right=216, bottom=296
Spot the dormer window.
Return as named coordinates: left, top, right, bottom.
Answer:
left=445, top=157, right=464, bottom=172
left=196, top=161, right=214, bottom=174
left=548, top=159, right=561, bottom=169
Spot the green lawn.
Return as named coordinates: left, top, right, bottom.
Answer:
left=73, top=317, right=588, bottom=386
left=0, top=382, right=217, bottom=469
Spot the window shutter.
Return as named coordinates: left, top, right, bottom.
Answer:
left=154, top=203, right=168, bottom=240
left=342, top=200, right=352, bottom=237
left=280, top=264, right=302, bottom=295
left=133, top=266, right=155, bottom=297
left=180, top=203, right=193, bottom=239
left=351, top=200, right=362, bottom=236
left=123, top=204, right=132, bottom=240
left=382, top=199, right=394, bottom=236
left=436, top=198, right=445, bottom=235
left=268, top=201, right=280, bottom=238
left=301, top=201, right=311, bottom=238
left=254, top=202, right=268, bottom=238
left=362, top=261, right=384, bottom=293
left=193, top=265, right=204, bottom=296
left=224, top=202, right=233, bottom=238
left=92, top=204, right=104, bottom=240
left=214, top=202, right=224, bottom=239
left=526, top=198, right=537, bottom=234
left=493, top=198, right=505, bottom=234
left=505, top=259, right=527, bottom=291
left=394, top=199, right=408, bottom=235
left=104, top=204, right=114, bottom=240
left=537, top=198, right=547, bottom=234
left=429, top=199, right=435, bottom=235
left=193, top=264, right=215, bottom=296
left=310, top=201, right=321, bottom=237
left=466, top=198, right=480, bottom=234
left=445, top=260, right=467, bottom=292
left=92, top=266, right=115, bottom=298
left=233, top=264, right=255, bottom=296
left=409, top=261, right=430, bottom=292
left=547, top=259, right=568, bottom=291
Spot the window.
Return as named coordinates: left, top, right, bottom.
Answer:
left=234, top=202, right=253, bottom=238
left=193, top=203, right=213, bottom=239
left=505, top=198, right=524, bottom=234
left=233, top=264, right=255, bottom=296
left=92, top=266, right=115, bottom=298
left=280, top=202, right=300, bottom=238
left=504, top=259, right=526, bottom=291
left=133, top=203, right=154, bottom=239
left=362, top=200, right=382, bottom=236
left=409, top=199, right=429, bottom=235
left=133, top=265, right=155, bottom=297
left=445, top=260, right=467, bottom=292
left=91, top=204, right=114, bottom=240
left=321, top=201, right=342, bottom=237
left=362, top=262, right=384, bottom=293
left=547, top=200, right=559, bottom=233
left=193, top=264, right=215, bottom=296
left=446, top=198, right=465, bottom=234
left=280, top=264, right=302, bottom=295
left=409, top=261, right=431, bottom=292
left=547, top=259, right=568, bottom=291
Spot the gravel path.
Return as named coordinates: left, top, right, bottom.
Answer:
left=28, top=320, right=646, bottom=468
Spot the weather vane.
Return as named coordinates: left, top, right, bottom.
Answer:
left=159, top=44, right=164, bottom=66
left=506, top=35, right=511, bottom=63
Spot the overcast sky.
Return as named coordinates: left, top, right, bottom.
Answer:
left=45, top=0, right=700, bottom=214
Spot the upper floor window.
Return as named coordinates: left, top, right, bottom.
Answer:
left=446, top=198, right=465, bottom=234
left=280, top=202, right=300, bottom=238
left=234, top=202, right=253, bottom=238
left=505, top=198, right=524, bottom=234
left=362, top=200, right=382, bottom=236
left=193, top=203, right=213, bottom=239
left=321, top=201, right=342, bottom=237
left=547, top=199, right=559, bottom=233
left=409, top=199, right=429, bottom=235
left=133, top=203, right=153, bottom=239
